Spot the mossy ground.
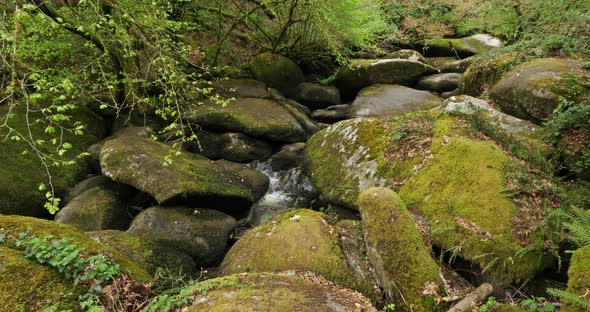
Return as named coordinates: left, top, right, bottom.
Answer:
left=220, top=209, right=373, bottom=296
left=0, top=246, right=83, bottom=312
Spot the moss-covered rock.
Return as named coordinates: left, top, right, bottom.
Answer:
left=220, top=209, right=375, bottom=297
left=304, top=115, right=432, bottom=208
left=458, top=52, right=522, bottom=96
left=128, top=206, right=236, bottom=267
left=441, top=96, right=540, bottom=137
left=358, top=188, right=442, bottom=311
left=416, top=73, right=462, bottom=93
left=0, top=246, right=82, bottom=311
left=250, top=52, right=304, bottom=97
left=564, top=245, right=590, bottom=312
left=305, top=113, right=552, bottom=283
left=86, top=230, right=196, bottom=275
left=294, top=82, right=341, bottom=110
left=146, top=272, right=376, bottom=312
left=55, top=186, right=130, bottom=231
left=99, top=127, right=266, bottom=211
left=186, top=130, right=272, bottom=163
left=350, top=84, right=443, bottom=118
left=214, top=78, right=272, bottom=99
left=0, top=215, right=151, bottom=282
left=422, top=34, right=503, bottom=57
left=439, top=57, right=474, bottom=73
left=490, top=58, right=589, bottom=123
left=186, top=98, right=307, bottom=143
left=0, top=102, right=107, bottom=217
left=335, top=59, right=437, bottom=98
left=385, top=49, right=429, bottom=64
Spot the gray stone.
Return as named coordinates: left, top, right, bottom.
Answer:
left=335, top=59, right=438, bottom=98
left=128, top=206, right=237, bottom=267
left=294, top=82, right=341, bottom=109
left=270, top=142, right=306, bottom=171
left=215, top=79, right=271, bottom=99
left=439, top=57, right=474, bottom=73
left=423, top=34, right=503, bottom=57
left=311, top=104, right=351, bottom=122
left=416, top=73, right=463, bottom=93
left=100, top=127, right=267, bottom=211
left=384, top=49, right=428, bottom=64
left=349, top=84, right=443, bottom=118
left=55, top=186, right=130, bottom=231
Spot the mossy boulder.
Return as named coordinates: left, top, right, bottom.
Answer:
left=186, top=98, right=307, bottom=143
left=294, top=82, right=341, bottom=110
left=220, top=209, right=374, bottom=297
left=146, top=272, right=376, bottom=312
left=0, top=215, right=151, bottom=282
left=214, top=78, right=272, bottom=99
left=350, top=84, right=443, bottom=118
left=563, top=245, right=590, bottom=312
left=439, top=57, right=474, bottom=73
left=384, top=49, right=429, bottom=64
left=186, top=130, right=272, bottom=163
left=250, top=52, right=304, bottom=97
left=416, top=73, right=462, bottom=93
left=86, top=230, right=196, bottom=275
left=335, top=59, right=437, bottom=98
left=358, top=188, right=442, bottom=311
left=459, top=53, right=522, bottom=96
left=55, top=185, right=130, bottom=231
left=127, top=206, right=236, bottom=267
left=305, top=113, right=551, bottom=283
left=0, top=103, right=107, bottom=217
left=422, top=34, right=503, bottom=57
left=490, top=58, right=590, bottom=123
left=99, top=127, right=267, bottom=211
left=0, top=246, right=82, bottom=311
left=441, top=96, right=540, bottom=136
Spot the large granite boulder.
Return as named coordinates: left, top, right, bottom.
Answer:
left=214, top=78, right=272, bottom=99
left=305, top=113, right=554, bottom=283
left=294, top=82, right=341, bottom=109
left=335, top=59, right=437, bottom=98
left=99, top=127, right=267, bottom=211
left=490, top=58, right=589, bottom=123
left=384, top=49, right=429, bottom=64
left=186, top=98, right=308, bottom=143
left=349, top=84, right=443, bottom=118
left=220, top=209, right=375, bottom=298
left=358, top=188, right=443, bottom=311
left=422, top=34, right=503, bottom=57
left=250, top=52, right=304, bottom=97
left=127, top=206, right=236, bottom=267
left=416, top=73, right=462, bottom=93
left=0, top=103, right=107, bottom=217
left=186, top=130, right=272, bottom=163
left=145, top=272, right=377, bottom=312
left=55, top=185, right=130, bottom=231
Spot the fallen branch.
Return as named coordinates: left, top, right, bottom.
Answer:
left=448, top=283, right=493, bottom=312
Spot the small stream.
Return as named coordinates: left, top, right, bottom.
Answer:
left=244, top=158, right=317, bottom=226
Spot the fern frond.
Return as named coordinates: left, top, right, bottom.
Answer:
left=547, top=288, right=590, bottom=311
